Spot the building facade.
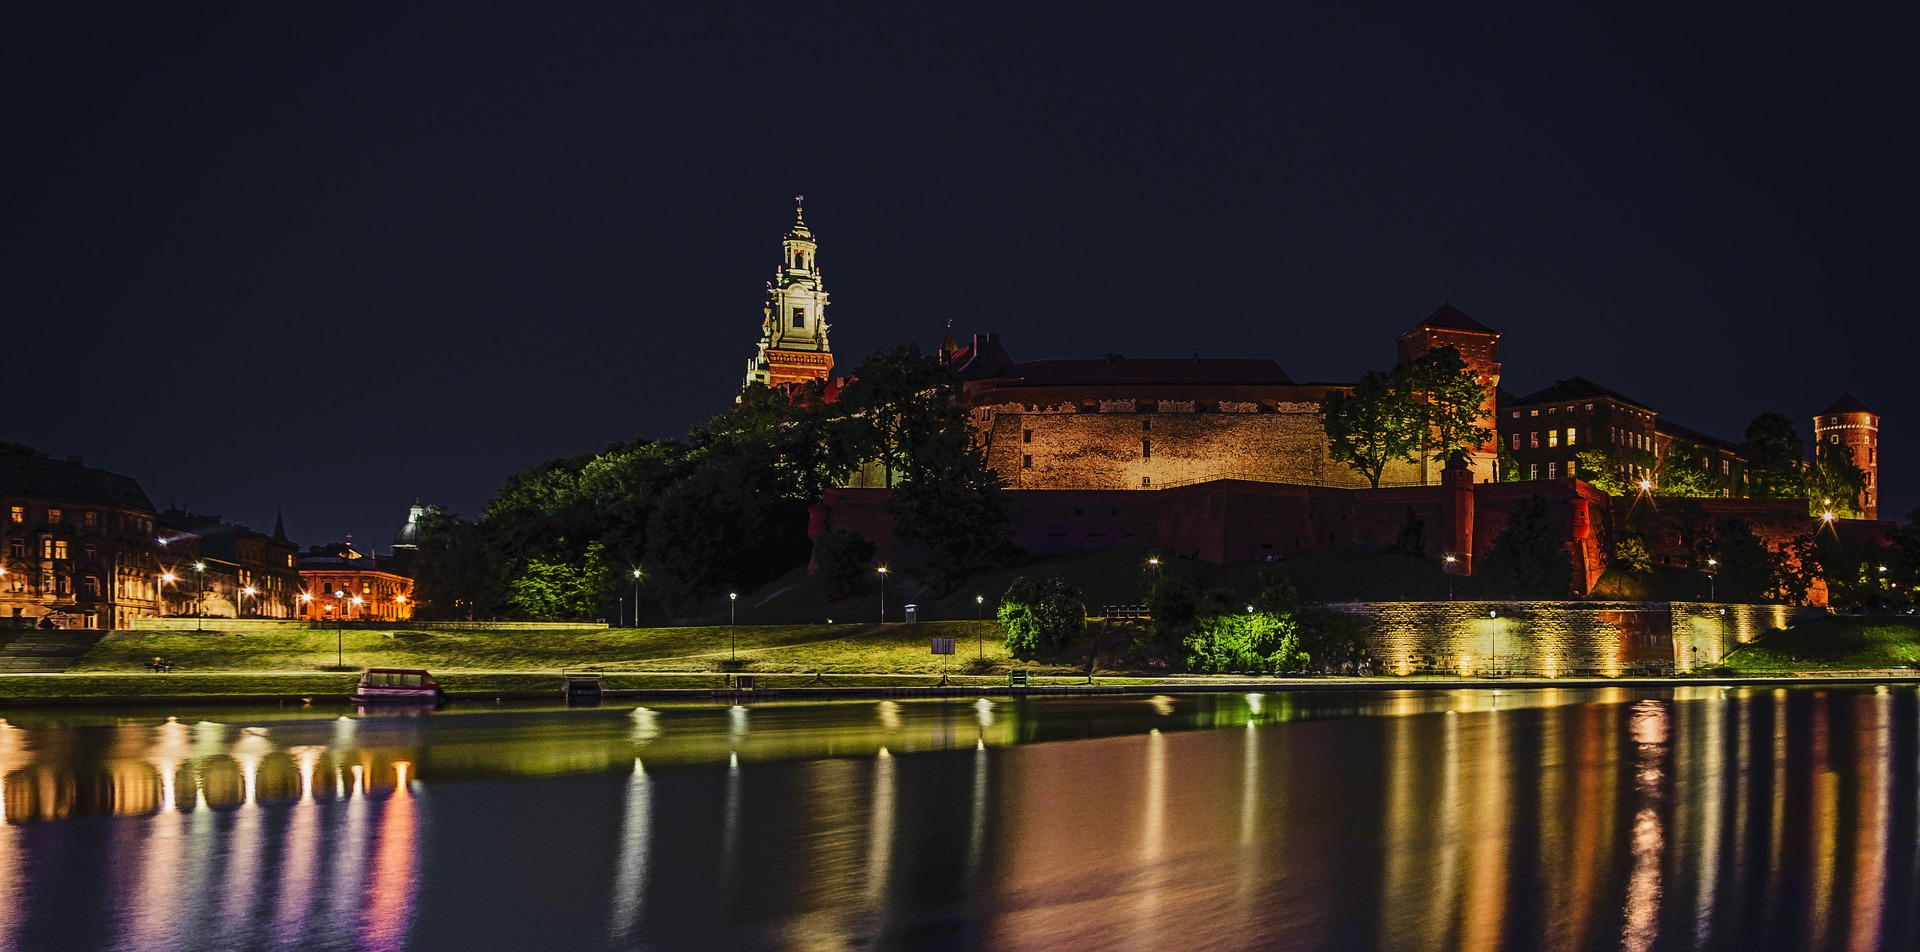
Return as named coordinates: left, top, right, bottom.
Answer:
left=1815, top=393, right=1880, bottom=520
left=0, top=449, right=165, bottom=630
left=742, top=197, right=835, bottom=393
left=1395, top=305, right=1502, bottom=483
left=156, top=508, right=301, bottom=618
left=298, top=543, right=414, bottom=623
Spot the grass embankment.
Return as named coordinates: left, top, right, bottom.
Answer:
left=1724, top=616, right=1920, bottom=673
left=57, top=620, right=1099, bottom=684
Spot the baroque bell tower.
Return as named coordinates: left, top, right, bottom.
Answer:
left=742, top=196, right=834, bottom=393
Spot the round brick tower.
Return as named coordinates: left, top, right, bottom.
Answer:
left=1813, top=393, right=1880, bottom=520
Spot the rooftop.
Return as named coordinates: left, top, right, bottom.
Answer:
left=1510, top=376, right=1656, bottom=413
left=0, top=448, right=154, bottom=511
left=1407, top=304, right=1495, bottom=335
left=1820, top=392, right=1876, bottom=417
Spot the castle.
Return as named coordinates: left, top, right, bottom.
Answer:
left=737, top=203, right=1885, bottom=587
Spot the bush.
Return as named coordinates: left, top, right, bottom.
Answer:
left=1179, top=611, right=1308, bottom=673
left=998, top=576, right=1086, bottom=657
left=812, top=529, right=877, bottom=601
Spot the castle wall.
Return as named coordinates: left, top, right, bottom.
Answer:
left=977, top=398, right=1426, bottom=491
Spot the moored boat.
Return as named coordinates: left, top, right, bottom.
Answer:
left=352, top=668, right=446, bottom=703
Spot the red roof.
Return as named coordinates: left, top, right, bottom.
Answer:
left=1410, top=304, right=1495, bottom=335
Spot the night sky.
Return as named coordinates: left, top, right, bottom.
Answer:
left=9, top=3, right=1912, bottom=547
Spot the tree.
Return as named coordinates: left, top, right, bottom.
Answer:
left=507, top=541, right=614, bottom=620
left=1481, top=495, right=1574, bottom=597
left=1809, top=444, right=1868, bottom=517
left=1743, top=412, right=1807, bottom=499
left=811, top=528, right=876, bottom=601
left=1704, top=516, right=1779, bottom=602
left=407, top=509, right=499, bottom=620
left=1656, top=440, right=1723, bottom=498
left=842, top=343, right=1014, bottom=588
left=1575, top=448, right=1635, bottom=496
left=1319, top=370, right=1420, bottom=488
left=998, top=577, right=1086, bottom=657
left=1400, top=346, right=1492, bottom=462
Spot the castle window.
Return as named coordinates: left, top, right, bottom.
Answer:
left=1142, top=439, right=1151, bottom=459
left=1023, top=429, right=1032, bottom=443
left=1831, top=434, right=1840, bottom=443
left=794, top=251, right=804, bottom=269
left=1142, top=476, right=1151, bottom=487
left=792, top=307, right=806, bottom=328
left=1022, top=455, right=1032, bottom=469
left=1142, top=419, right=1151, bottom=432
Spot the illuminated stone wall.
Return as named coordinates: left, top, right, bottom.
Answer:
left=976, top=402, right=1426, bottom=491
left=1325, top=600, right=1822, bottom=677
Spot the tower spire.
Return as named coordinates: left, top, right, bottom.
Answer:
left=742, top=198, right=834, bottom=396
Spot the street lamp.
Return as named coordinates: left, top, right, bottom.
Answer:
left=877, top=566, right=889, bottom=623
left=333, top=588, right=349, bottom=669
left=160, top=572, right=176, bottom=616
left=975, top=594, right=986, bottom=660
left=1443, top=554, right=1457, bottom=601
left=394, top=594, right=407, bottom=620
left=1705, top=558, right=1718, bottom=602
left=728, top=592, right=738, bottom=662
left=298, top=591, right=313, bottom=620
left=240, top=586, right=256, bottom=619
left=193, top=562, right=206, bottom=631
left=631, top=568, right=643, bottom=628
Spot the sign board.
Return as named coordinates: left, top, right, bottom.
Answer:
left=930, top=637, right=955, bottom=655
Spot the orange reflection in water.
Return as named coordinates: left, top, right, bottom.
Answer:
left=358, top=761, right=420, bottom=952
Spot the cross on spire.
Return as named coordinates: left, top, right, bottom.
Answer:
left=794, top=194, right=805, bottom=216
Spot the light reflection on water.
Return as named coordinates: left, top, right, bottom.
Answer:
left=0, top=687, right=1914, bottom=950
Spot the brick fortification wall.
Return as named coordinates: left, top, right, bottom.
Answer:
left=814, top=477, right=1612, bottom=590
left=1324, top=600, right=1821, bottom=676
left=979, top=398, right=1425, bottom=491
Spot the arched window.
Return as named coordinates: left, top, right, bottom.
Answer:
left=794, top=251, right=804, bottom=269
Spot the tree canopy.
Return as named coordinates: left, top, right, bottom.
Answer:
left=1320, top=345, right=1488, bottom=486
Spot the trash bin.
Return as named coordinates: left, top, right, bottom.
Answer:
left=904, top=603, right=918, bottom=623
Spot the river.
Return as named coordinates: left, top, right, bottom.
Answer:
left=0, top=685, right=1913, bottom=950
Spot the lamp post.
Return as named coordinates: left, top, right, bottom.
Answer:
left=877, top=566, right=889, bottom=623
left=1488, top=608, right=1498, bottom=677
left=160, top=572, right=176, bottom=616
left=1444, top=554, right=1457, bottom=601
left=240, top=586, right=256, bottom=619
left=394, top=594, right=407, bottom=621
left=631, top=568, right=643, bottom=628
left=975, top=594, right=986, bottom=660
left=193, top=562, right=206, bottom=631
left=1705, top=558, right=1718, bottom=601
left=728, top=592, right=738, bottom=662
left=298, top=591, right=312, bottom=621
left=333, top=588, right=348, bottom=669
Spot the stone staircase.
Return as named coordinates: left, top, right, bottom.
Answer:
left=0, top=629, right=108, bottom=673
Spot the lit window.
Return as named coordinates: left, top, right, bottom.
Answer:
left=1548, top=407, right=1556, bottom=415
left=41, top=538, right=53, bottom=559
left=1548, top=430, right=1559, bottom=448
left=1548, top=462, right=1558, bottom=479
left=1585, top=404, right=1593, bottom=411
left=1530, top=432, right=1539, bottom=449
left=1722, top=460, right=1730, bottom=475
left=7, top=539, right=22, bottom=557
left=7, top=507, right=20, bottom=524
left=47, top=509, right=61, bottom=525
left=1831, top=434, right=1839, bottom=444
left=1530, top=410, right=1538, bottom=417
left=1510, top=411, right=1519, bottom=419
left=1529, top=463, right=1539, bottom=480
left=83, top=576, right=99, bottom=597
left=1565, top=428, right=1575, bottom=447
left=1510, top=433, right=1520, bottom=450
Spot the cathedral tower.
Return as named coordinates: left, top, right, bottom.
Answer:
left=743, top=196, right=834, bottom=393
left=1814, top=393, right=1880, bottom=519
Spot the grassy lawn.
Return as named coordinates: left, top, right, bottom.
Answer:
left=68, top=620, right=1064, bottom=676
left=1724, top=615, right=1920, bottom=673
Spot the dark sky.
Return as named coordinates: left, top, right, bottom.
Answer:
left=9, top=2, right=1913, bottom=547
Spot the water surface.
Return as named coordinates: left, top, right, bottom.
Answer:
left=0, top=686, right=1914, bottom=950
